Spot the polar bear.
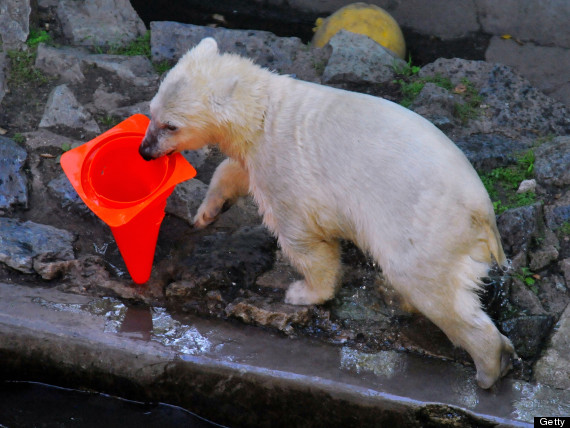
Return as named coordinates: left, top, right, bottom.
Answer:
left=139, top=38, right=515, bottom=388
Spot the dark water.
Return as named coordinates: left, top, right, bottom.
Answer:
left=0, top=381, right=226, bottom=428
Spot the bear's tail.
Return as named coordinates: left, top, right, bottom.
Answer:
left=486, top=217, right=508, bottom=269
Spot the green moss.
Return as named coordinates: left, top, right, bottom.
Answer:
left=557, top=221, right=570, bottom=237
left=27, top=28, right=52, bottom=48
left=479, top=150, right=537, bottom=214
left=104, top=31, right=151, bottom=57
left=512, top=267, right=539, bottom=294
left=391, top=55, right=420, bottom=77
left=6, top=27, right=54, bottom=86
left=7, top=50, right=50, bottom=85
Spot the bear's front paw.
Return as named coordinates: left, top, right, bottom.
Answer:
left=285, top=280, right=326, bottom=305
left=193, top=198, right=223, bottom=229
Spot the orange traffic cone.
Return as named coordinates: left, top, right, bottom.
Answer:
left=61, top=114, right=196, bottom=284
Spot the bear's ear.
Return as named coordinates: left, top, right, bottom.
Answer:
left=192, top=37, right=218, bottom=57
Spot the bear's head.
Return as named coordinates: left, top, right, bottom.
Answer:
left=140, top=37, right=267, bottom=161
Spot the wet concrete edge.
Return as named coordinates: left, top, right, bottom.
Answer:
left=0, top=305, right=534, bottom=427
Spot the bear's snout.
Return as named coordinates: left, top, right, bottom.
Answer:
left=139, top=138, right=156, bottom=161
left=139, top=121, right=159, bottom=161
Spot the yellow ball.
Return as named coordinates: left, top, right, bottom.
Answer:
left=312, top=3, right=406, bottom=59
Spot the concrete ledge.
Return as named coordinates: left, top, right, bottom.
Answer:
left=2, top=283, right=563, bottom=427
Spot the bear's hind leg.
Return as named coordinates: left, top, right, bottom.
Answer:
left=282, top=238, right=342, bottom=305
left=392, top=270, right=514, bottom=389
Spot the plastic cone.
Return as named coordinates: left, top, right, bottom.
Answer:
left=60, top=114, right=196, bottom=284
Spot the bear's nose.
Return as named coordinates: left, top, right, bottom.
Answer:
left=139, top=139, right=155, bottom=161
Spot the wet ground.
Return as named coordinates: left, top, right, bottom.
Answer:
left=2, top=282, right=567, bottom=427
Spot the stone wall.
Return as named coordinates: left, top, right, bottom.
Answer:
left=288, top=0, right=570, bottom=49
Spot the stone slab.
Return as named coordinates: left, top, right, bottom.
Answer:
left=2, top=282, right=567, bottom=427
left=486, top=37, right=570, bottom=108
left=477, top=0, right=570, bottom=49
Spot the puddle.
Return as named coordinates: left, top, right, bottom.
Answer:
left=32, top=296, right=221, bottom=356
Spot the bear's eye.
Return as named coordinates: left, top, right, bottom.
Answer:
left=164, top=123, right=178, bottom=132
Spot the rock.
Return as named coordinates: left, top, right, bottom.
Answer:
left=500, top=314, right=554, bottom=359
left=517, top=179, right=536, bottom=194
left=537, top=275, right=569, bottom=317
left=225, top=296, right=312, bottom=334
left=478, top=0, right=570, bottom=50
left=182, top=147, right=211, bottom=171
left=165, top=179, right=208, bottom=224
left=485, top=37, right=570, bottom=108
left=0, top=137, right=28, bottom=211
left=561, top=259, right=570, bottom=285
left=212, top=197, right=262, bottom=230
left=56, top=0, right=146, bottom=47
left=35, top=44, right=159, bottom=88
left=544, top=190, right=570, bottom=230
left=509, top=278, right=545, bottom=315
left=21, top=129, right=82, bottom=151
left=91, top=86, right=127, bottom=112
left=533, top=304, right=570, bottom=389
left=0, top=0, right=31, bottom=49
left=529, top=245, right=559, bottom=272
left=455, top=133, right=531, bottom=171
left=410, top=82, right=462, bottom=131
left=0, top=52, right=8, bottom=105
left=168, top=226, right=276, bottom=295
left=150, top=21, right=305, bottom=74
left=321, top=30, right=404, bottom=85
left=39, top=84, right=100, bottom=134
left=420, top=58, right=570, bottom=138
left=35, top=44, right=88, bottom=84
left=47, top=173, right=90, bottom=214
left=86, top=54, right=158, bottom=87
left=109, top=101, right=150, bottom=118
left=534, top=136, right=570, bottom=188
left=0, top=217, right=75, bottom=275
left=389, top=0, right=479, bottom=39
left=497, top=204, right=541, bottom=262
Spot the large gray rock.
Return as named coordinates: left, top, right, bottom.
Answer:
left=544, top=190, right=570, bottom=231
left=165, top=179, right=208, bottom=224
left=497, top=204, right=541, bottom=268
left=420, top=58, right=570, bottom=138
left=534, top=136, right=570, bottom=188
left=486, top=37, right=570, bottom=109
left=0, top=0, right=31, bottom=49
left=534, top=304, right=570, bottom=389
left=39, top=84, right=100, bottom=134
left=0, top=137, right=28, bottom=211
left=500, top=314, right=554, bottom=359
left=150, top=21, right=304, bottom=74
left=35, top=44, right=159, bottom=87
left=0, top=217, right=75, bottom=274
left=321, top=30, right=404, bottom=85
left=410, top=82, right=462, bottom=131
left=56, top=0, right=146, bottom=47
left=455, top=133, right=532, bottom=171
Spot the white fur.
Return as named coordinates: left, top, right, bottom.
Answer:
left=140, top=38, right=515, bottom=388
